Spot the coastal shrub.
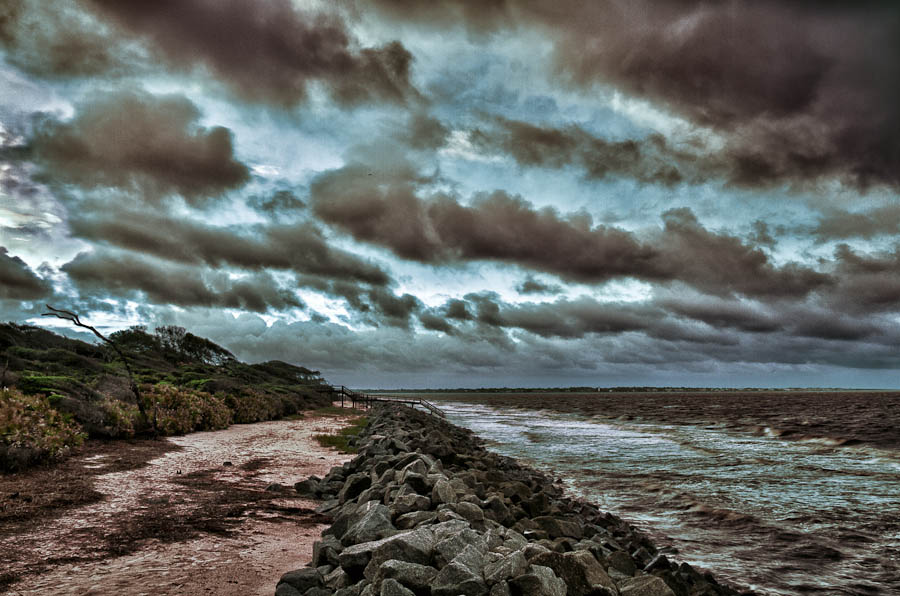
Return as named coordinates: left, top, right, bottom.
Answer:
left=143, top=384, right=231, bottom=435
left=98, top=396, right=141, bottom=438
left=0, top=387, right=86, bottom=472
left=224, top=389, right=282, bottom=424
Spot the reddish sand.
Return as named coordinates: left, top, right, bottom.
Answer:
left=1, top=411, right=355, bottom=596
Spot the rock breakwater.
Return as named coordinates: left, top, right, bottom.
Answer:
left=279, top=405, right=748, bottom=596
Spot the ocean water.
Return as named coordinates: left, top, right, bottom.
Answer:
left=417, top=392, right=900, bottom=596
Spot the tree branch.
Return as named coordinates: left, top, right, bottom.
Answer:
left=42, top=305, right=156, bottom=435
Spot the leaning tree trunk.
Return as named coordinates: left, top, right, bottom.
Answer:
left=42, top=305, right=157, bottom=435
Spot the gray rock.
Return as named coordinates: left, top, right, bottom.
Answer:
left=341, top=529, right=435, bottom=578
left=295, top=477, right=320, bottom=496
left=432, top=560, right=489, bottom=596
left=490, top=581, right=512, bottom=596
left=432, top=478, right=458, bottom=505
left=484, top=550, right=528, bottom=585
left=303, top=588, right=332, bottom=596
left=522, top=542, right=551, bottom=560
left=313, top=536, right=343, bottom=568
left=403, top=472, right=431, bottom=495
left=644, top=554, right=671, bottom=572
left=500, top=481, right=532, bottom=503
left=392, top=493, right=431, bottom=516
left=374, top=559, right=438, bottom=593
left=395, top=510, right=437, bottom=530
left=363, top=527, right=437, bottom=581
left=335, top=583, right=364, bottom=596
left=531, top=550, right=619, bottom=596
left=277, top=568, right=323, bottom=593
left=356, top=485, right=387, bottom=505
left=509, top=565, right=566, bottom=596
left=503, top=530, right=529, bottom=551
left=619, top=576, right=676, bottom=596
left=434, top=528, right=487, bottom=568
left=275, top=583, right=302, bottom=596
left=325, top=566, right=351, bottom=589
left=532, top=516, right=584, bottom=540
left=455, top=501, right=486, bottom=523
left=380, top=578, right=415, bottom=596
left=316, top=499, right=341, bottom=514
left=483, top=495, right=511, bottom=524
left=608, top=551, right=636, bottom=576
left=342, top=504, right=397, bottom=546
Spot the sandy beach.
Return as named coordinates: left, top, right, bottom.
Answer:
left=0, top=410, right=356, bottom=596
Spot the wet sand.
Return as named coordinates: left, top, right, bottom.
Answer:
left=0, top=410, right=355, bottom=596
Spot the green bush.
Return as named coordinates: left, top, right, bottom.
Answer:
left=98, top=396, right=141, bottom=438
left=1, top=387, right=86, bottom=472
left=144, top=384, right=232, bottom=435
left=224, top=389, right=283, bottom=424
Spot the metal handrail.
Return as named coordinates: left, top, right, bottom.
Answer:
left=329, top=385, right=446, bottom=418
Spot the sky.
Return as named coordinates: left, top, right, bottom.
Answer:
left=1, top=1, right=899, bottom=388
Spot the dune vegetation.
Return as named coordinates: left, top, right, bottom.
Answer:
left=0, top=322, right=333, bottom=472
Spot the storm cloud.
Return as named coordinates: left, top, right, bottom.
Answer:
left=24, top=89, right=249, bottom=202
left=61, top=249, right=304, bottom=312
left=312, top=159, right=827, bottom=298
left=2, top=0, right=418, bottom=109
left=369, top=0, right=900, bottom=190
left=0, top=246, right=50, bottom=299
left=68, top=208, right=390, bottom=285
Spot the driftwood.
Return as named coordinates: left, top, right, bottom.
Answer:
left=42, top=305, right=156, bottom=434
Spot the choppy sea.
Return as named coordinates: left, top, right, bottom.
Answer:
left=413, top=392, right=900, bottom=596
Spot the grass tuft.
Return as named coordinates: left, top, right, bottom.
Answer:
left=314, top=416, right=368, bottom=453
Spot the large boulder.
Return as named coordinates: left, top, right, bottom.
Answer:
left=380, top=578, right=416, bottom=596
left=363, top=527, right=437, bottom=581
left=339, top=473, right=373, bottom=504
left=434, top=528, right=487, bottom=568
left=339, top=530, right=433, bottom=579
left=373, top=559, right=438, bottom=593
left=618, top=576, right=676, bottom=596
left=509, top=565, right=567, bottom=596
left=484, top=550, right=529, bottom=585
left=342, top=503, right=397, bottom=546
left=532, top=516, right=584, bottom=540
left=432, top=561, right=488, bottom=596
left=432, top=478, right=458, bottom=505
left=530, top=550, right=618, bottom=596
left=277, top=568, right=323, bottom=594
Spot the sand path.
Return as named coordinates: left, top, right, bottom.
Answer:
left=1, top=410, right=355, bottom=596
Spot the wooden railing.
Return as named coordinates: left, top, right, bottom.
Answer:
left=330, top=385, right=446, bottom=418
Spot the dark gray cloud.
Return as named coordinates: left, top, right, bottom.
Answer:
left=61, top=249, right=303, bottom=312
left=653, top=208, right=829, bottom=298
left=294, top=275, right=421, bottom=329
left=814, top=205, right=900, bottom=241
left=469, top=117, right=703, bottom=186
left=68, top=207, right=389, bottom=285
left=827, top=244, right=900, bottom=314
left=368, top=0, right=900, bottom=190
left=2, top=1, right=418, bottom=109
left=86, top=0, right=417, bottom=108
left=0, top=246, right=50, bottom=299
left=22, top=89, right=249, bottom=203
left=0, top=0, right=136, bottom=79
left=516, top=276, right=562, bottom=295
left=311, top=158, right=827, bottom=298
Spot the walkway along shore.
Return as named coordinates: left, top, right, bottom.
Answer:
left=279, top=405, right=750, bottom=596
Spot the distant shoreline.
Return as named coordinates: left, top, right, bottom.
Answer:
left=365, top=386, right=895, bottom=393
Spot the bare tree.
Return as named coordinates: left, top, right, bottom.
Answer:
left=42, top=305, right=156, bottom=434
